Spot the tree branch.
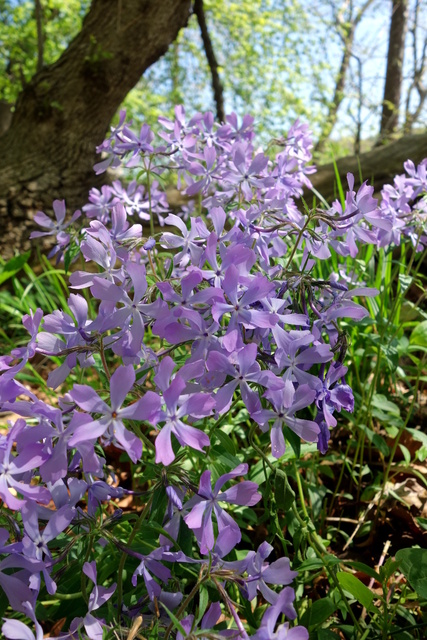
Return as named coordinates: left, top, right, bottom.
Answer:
left=193, top=0, right=225, bottom=122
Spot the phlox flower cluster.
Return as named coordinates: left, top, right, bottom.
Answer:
left=0, top=104, right=425, bottom=639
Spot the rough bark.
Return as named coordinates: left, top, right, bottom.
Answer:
left=307, top=131, right=427, bottom=203
left=379, top=0, right=409, bottom=139
left=0, top=0, right=192, bottom=256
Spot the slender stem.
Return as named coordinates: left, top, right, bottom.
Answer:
left=99, top=338, right=111, bottom=380
left=164, top=570, right=206, bottom=640
left=116, top=497, right=153, bottom=616
left=292, top=461, right=364, bottom=637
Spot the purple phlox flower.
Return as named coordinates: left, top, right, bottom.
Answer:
left=131, top=547, right=171, bottom=600
left=0, top=554, right=44, bottom=614
left=404, top=158, right=427, bottom=198
left=68, top=364, right=161, bottom=463
left=0, top=376, right=32, bottom=404
left=114, top=122, right=155, bottom=167
left=67, top=561, right=116, bottom=640
left=261, top=297, right=309, bottom=328
left=244, top=541, right=297, bottom=605
left=253, top=384, right=319, bottom=458
left=376, top=191, right=408, bottom=248
left=186, top=145, right=218, bottom=195
left=321, top=286, right=378, bottom=323
left=83, top=185, right=115, bottom=223
left=224, top=143, right=270, bottom=201
left=30, top=199, right=80, bottom=247
left=110, top=179, right=149, bottom=221
left=66, top=412, right=106, bottom=475
left=153, top=303, right=221, bottom=357
left=37, top=294, right=97, bottom=388
left=69, top=233, right=124, bottom=289
left=158, top=105, right=200, bottom=152
left=90, top=262, right=154, bottom=356
left=0, top=528, right=22, bottom=555
left=150, top=357, right=213, bottom=466
left=270, top=152, right=307, bottom=198
left=157, top=268, right=224, bottom=315
left=197, top=111, right=225, bottom=149
left=86, top=479, right=127, bottom=517
left=252, top=588, right=308, bottom=640
left=281, top=119, right=314, bottom=168
left=212, top=265, right=277, bottom=352
left=177, top=602, right=237, bottom=640
left=207, top=343, right=276, bottom=414
left=0, top=419, right=51, bottom=510
left=329, top=174, right=380, bottom=257
left=49, top=477, right=87, bottom=511
left=112, top=178, right=169, bottom=226
left=161, top=214, right=208, bottom=267
left=159, top=484, right=187, bottom=548
left=315, top=362, right=354, bottom=430
left=0, top=398, right=75, bottom=483
left=87, top=202, right=142, bottom=248
left=272, top=325, right=333, bottom=390
left=184, top=463, right=261, bottom=554
left=226, top=112, right=255, bottom=143
left=94, top=109, right=127, bottom=174
left=1, top=309, right=43, bottom=379
left=201, top=232, right=256, bottom=288
left=21, top=500, right=75, bottom=594
left=2, top=600, right=44, bottom=640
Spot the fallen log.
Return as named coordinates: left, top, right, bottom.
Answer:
left=307, top=131, right=427, bottom=203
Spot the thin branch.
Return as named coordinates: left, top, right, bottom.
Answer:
left=34, top=0, right=44, bottom=73
left=315, top=0, right=375, bottom=152
left=193, top=0, right=225, bottom=122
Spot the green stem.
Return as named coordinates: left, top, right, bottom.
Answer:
left=164, top=571, right=206, bottom=640
left=116, top=497, right=153, bottom=616
left=292, top=461, right=364, bottom=637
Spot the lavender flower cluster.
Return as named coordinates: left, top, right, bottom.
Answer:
left=0, top=105, right=426, bottom=639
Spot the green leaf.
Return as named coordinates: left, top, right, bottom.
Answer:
left=398, top=274, right=413, bottom=293
left=197, top=584, right=209, bottom=624
left=0, top=251, right=31, bottom=285
left=297, top=555, right=341, bottom=572
left=336, top=572, right=374, bottom=610
left=410, top=321, right=427, bottom=348
left=300, top=597, right=336, bottom=628
left=371, top=394, right=401, bottom=416
left=274, top=469, right=295, bottom=511
left=283, top=425, right=301, bottom=459
left=64, top=242, right=81, bottom=273
left=345, top=561, right=380, bottom=581
left=214, top=428, right=237, bottom=456
left=160, top=602, right=187, bottom=636
left=396, top=548, right=427, bottom=598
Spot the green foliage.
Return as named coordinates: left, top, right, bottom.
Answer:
left=0, top=0, right=89, bottom=102
left=122, top=0, right=335, bottom=140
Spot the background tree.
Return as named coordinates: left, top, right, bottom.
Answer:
left=0, top=0, right=426, bottom=259
left=378, top=0, right=409, bottom=141
left=0, top=0, right=191, bottom=223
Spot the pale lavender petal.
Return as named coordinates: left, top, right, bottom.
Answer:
left=110, top=365, right=134, bottom=410
left=221, top=481, right=261, bottom=506
left=155, top=425, right=175, bottom=466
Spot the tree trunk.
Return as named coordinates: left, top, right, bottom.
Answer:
left=307, top=131, right=427, bottom=203
left=379, top=0, right=409, bottom=139
left=0, top=0, right=192, bottom=256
